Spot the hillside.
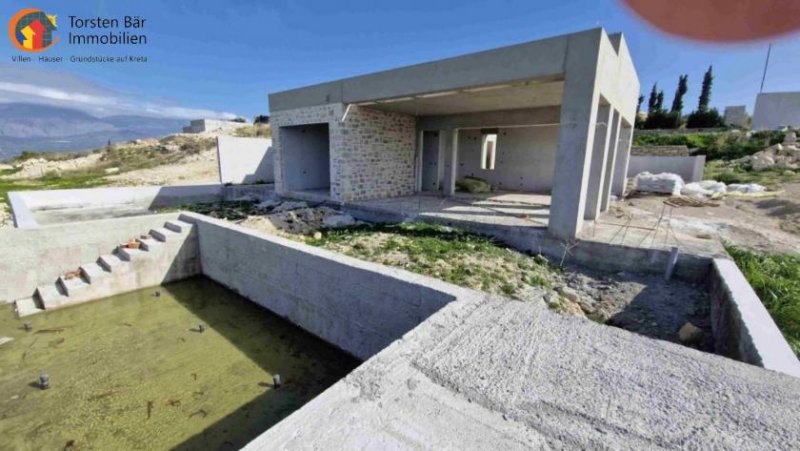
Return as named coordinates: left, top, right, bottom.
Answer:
left=0, top=103, right=186, bottom=159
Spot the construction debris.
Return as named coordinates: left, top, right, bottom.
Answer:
left=738, top=131, right=800, bottom=171
left=680, top=180, right=726, bottom=197
left=456, top=176, right=492, bottom=193
left=634, top=172, right=684, bottom=196
left=664, top=196, right=719, bottom=208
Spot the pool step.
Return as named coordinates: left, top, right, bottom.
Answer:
left=14, top=218, right=195, bottom=315
left=80, top=262, right=112, bottom=283
left=98, top=254, right=128, bottom=273
left=165, top=219, right=193, bottom=234
left=15, top=296, right=44, bottom=317
left=150, top=227, right=179, bottom=242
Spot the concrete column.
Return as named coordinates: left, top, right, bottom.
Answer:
left=611, top=124, right=633, bottom=197
left=600, top=110, right=622, bottom=212
left=583, top=104, right=613, bottom=220
left=442, top=129, right=459, bottom=196
left=548, top=31, right=602, bottom=239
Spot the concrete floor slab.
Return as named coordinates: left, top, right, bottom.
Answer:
left=248, top=291, right=800, bottom=450
left=349, top=191, right=725, bottom=258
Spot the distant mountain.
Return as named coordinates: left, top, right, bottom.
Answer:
left=0, top=103, right=186, bottom=160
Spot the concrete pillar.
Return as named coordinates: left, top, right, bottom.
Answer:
left=611, top=124, right=633, bottom=197
left=548, top=31, right=602, bottom=239
left=600, top=110, right=622, bottom=212
left=442, top=129, right=459, bottom=196
left=583, top=103, right=613, bottom=220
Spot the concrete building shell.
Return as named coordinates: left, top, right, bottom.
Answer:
left=268, top=28, right=640, bottom=239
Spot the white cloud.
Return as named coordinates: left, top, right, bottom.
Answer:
left=0, top=75, right=238, bottom=120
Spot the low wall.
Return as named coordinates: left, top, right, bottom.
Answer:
left=217, top=136, right=274, bottom=184
left=0, top=213, right=182, bottom=302
left=627, top=155, right=705, bottom=183
left=709, top=258, right=800, bottom=377
left=9, top=184, right=273, bottom=228
left=181, top=212, right=459, bottom=360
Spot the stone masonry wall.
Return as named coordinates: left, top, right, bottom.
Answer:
left=335, top=106, right=416, bottom=202
left=270, top=103, right=416, bottom=202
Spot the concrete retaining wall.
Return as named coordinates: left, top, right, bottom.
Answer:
left=709, top=258, right=800, bottom=377
left=181, top=212, right=458, bottom=360
left=10, top=184, right=273, bottom=228
left=627, top=155, right=705, bottom=183
left=217, top=136, right=274, bottom=184
left=0, top=213, right=183, bottom=302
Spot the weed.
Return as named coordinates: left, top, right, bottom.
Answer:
left=727, top=246, right=800, bottom=357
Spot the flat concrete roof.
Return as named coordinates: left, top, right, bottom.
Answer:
left=269, top=28, right=612, bottom=112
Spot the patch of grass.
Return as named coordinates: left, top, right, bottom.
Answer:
left=727, top=246, right=800, bottom=357
left=0, top=171, right=107, bottom=207
left=233, top=125, right=272, bottom=138
left=305, top=222, right=557, bottom=300
left=634, top=130, right=786, bottom=161
left=703, top=160, right=800, bottom=188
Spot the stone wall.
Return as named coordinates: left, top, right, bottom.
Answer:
left=631, top=145, right=691, bottom=157
left=336, top=106, right=416, bottom=201
left=271, top=103, right=416, bottom=202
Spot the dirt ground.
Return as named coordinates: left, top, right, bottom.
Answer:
left=614, top=183, right=800, bottom=255
left=105, top=148, right=219, bottom=186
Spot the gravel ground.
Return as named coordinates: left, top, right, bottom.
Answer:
left=560, top=267, right=713, bottom=351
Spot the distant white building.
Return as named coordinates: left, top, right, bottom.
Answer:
left=723, top=105, right=748, bottom=127
left=182, top=119, right=249, bottom=134
left=752, top=92, right=800, bottom=130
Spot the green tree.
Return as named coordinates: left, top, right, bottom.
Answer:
left=655, top=91, right=665, bottom=111
left=670, top=74, right=689, bottom=113
left=697, top=66, right=713, bottom=112
left=647, top=84, right=659, bottom=112
left=686, top=66, right=723, bottom=128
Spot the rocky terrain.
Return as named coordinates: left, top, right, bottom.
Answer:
left=740, top=131, right=799, bottom=171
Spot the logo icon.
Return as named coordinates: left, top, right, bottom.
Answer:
left=9, top=8, right=58, bottom=52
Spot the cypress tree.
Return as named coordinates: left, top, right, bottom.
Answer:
left=671, top=75, right=689, bottom=113
left=698, top=66, right=713, bottom=112
left=647, top=84, right=658, bottom=112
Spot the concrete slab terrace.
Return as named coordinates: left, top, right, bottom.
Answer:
left=247, top=291, right=800, bottom=450
left=268, top=27, right=640, bottom=240
left=345, top=191, right=725, bottom=259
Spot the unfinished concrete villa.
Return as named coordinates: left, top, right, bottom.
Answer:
left=1, top=28, right=800, bottom=450
left=269, top=27, right=638, bottom=239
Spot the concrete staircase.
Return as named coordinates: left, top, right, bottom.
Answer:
left=15, top=219, right=196, bottom=317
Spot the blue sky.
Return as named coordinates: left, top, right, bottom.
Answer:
left=1, top=0, right=798, bottom=120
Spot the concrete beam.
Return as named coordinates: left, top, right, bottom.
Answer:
left=416, top=106, right=560, bottom=131
left=548, top=30, right=602, bottom=239
left=269, top=29, right=615, bottom=112
left=583, top=104, right=613, bottom=220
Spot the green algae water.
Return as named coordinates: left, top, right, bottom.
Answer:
left=0, top=277, right=360, bottom=450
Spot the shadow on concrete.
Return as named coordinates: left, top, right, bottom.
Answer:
left=163, top=277, right=361, bottom=450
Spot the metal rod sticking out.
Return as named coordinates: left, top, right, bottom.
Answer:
left=273, top=374, right=282, bottom=389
